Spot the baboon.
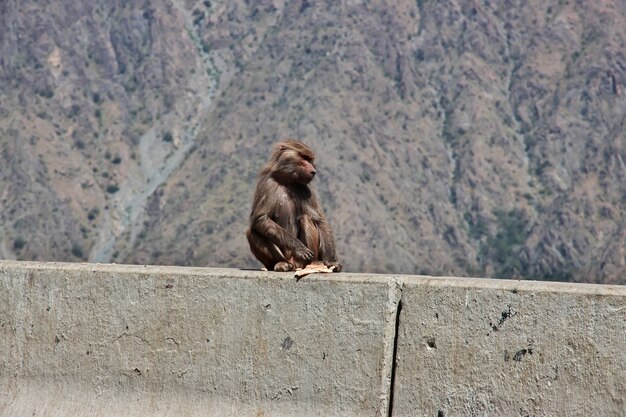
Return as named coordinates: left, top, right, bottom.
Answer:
left=246, top=140, right=342, bottom=272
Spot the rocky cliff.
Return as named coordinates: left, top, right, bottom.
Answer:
left=1, top=0, right=624, bottom=284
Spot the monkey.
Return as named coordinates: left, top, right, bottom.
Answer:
left=246, top=139, right=342, bottom=273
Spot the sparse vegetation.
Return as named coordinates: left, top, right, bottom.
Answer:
left=13, top=237, right=27, bottom=250
left=192, top=9, right=205, bottom=26
left=465, top=212, right=488, bottom=240
left=71, top=242, right=84, bottom=258
left=481, top=209, right=529, bottom=278
left=68, top=104, right=81, bottom=118
left=87, top=208, right=100, bottom=221
left=37, top=88, right=54, bottom=98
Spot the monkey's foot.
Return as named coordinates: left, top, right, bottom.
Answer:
left=273, top=262, right=294, bottom=272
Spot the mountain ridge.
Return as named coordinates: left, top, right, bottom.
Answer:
left=1, top=0, right=624, bottom=284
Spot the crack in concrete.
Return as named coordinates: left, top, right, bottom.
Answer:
left=116, top=333, right=151, bottom=346
left=378, top=277, right=403, bottom=417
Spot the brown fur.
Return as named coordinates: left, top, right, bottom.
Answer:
left=246, top=140, right=341, bottom=272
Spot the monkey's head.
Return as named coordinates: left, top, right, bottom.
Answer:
left=268, top=140, right=317, bottom=185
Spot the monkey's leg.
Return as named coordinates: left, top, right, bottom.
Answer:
left=298, top=215, right=321, bottom=265
left=246, top=229, right=294, bottom=271
left=304, top=215, right=342, bottom=272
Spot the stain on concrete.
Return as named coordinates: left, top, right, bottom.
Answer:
left=281, top=336, right=293, bottom=350
left=488, top=305, right=517, bottom=335
left=513, top=348, right=533, bottom=362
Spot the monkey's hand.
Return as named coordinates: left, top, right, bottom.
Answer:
left=293, top=242, right=314, bottom=262
left=324, top=260, right=342, bottom=273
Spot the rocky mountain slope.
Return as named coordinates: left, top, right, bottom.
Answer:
left=1, top=0, right=624, bottom=284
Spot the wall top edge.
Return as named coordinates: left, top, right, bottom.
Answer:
left=0, top=260, right=623, bottom=296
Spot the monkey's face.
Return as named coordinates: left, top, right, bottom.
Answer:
left=296, top=157, right=317, bottom=184
left=274, top=150, right=317, bottom=185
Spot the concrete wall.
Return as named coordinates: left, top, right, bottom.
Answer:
left=392, top=277, right=625, bottom=417
left=0, top=261, right=623, bottom=417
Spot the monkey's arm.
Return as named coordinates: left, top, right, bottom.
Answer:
left=251, top=213, right=314, bottom=261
